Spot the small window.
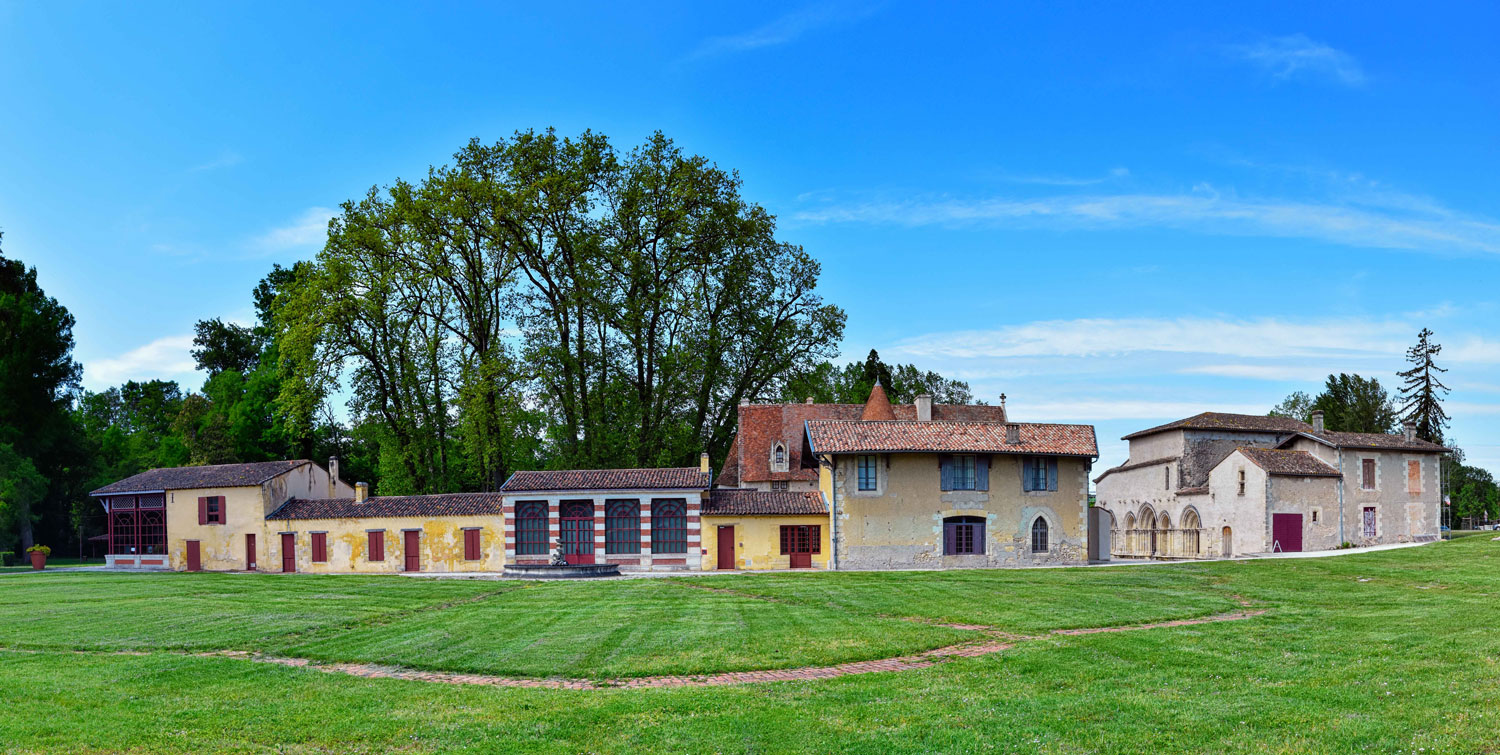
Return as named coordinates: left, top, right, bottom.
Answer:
left=1238, top=470, right=1246, bottom=496
left=605, top=500, right=641, bottom=554
left=1165, top=467, right=1171, bottom=490
left=311, top=532, right=328, bottom=563
left=771, top=443, right=788, bottom=472
left=1311, top=510, right=1319, bottom=523
left=857, top=455, right=878, bottom=491
left=952, top=455, right=977, bottom=490
left=770, top=481, right=790, bottom=491
left=516, top=501, right=549, bottom=555
left=203, top=496, right=225, bottom=525
left=1022, top=457, right=1052, bottom=492
left=1030, top=517, right=1049, bottom=552
left=463, top=528, right=481, bottom=561
left=367, top=531, right=385, bottom=562
left=651, top=499, right=687, bottom=554
left=1361, top=459, right=1376, bottom=490
left=944, top=516, right=984, bottom=555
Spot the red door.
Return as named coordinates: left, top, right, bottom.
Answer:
left=245, top=533, right=257, bottom=571
left=186, top=540, right=201, bottom=572
left=560, top=501, right=595, bottom=565
left=717, top=525, right=736, bottom=570
left=281, top=533, right=296, bottom=572
left=781, top=525, right=815, bottom=568
left=403, top=530, right=420, bottom=572
left=1271, top=514, right=1303, bottom=553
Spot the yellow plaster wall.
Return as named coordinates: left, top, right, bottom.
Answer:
left=167, top=485, right=271, bottom=571
left=273, top=515, right=506, bottom=573
left=700, top=515, right=831, bottom=570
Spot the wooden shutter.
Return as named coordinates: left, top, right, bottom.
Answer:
left=368, top=531, right=385, bottom=561
left=939, top=455, right=954, bottom=491
left=215, top=496, right=226, bottom=524
left=1048, top=459, right=1059, bottom=491
left=1362, top=459, right=1376, bottom=489
left=198, top=496, right=208, bottom=525
left=1407, top=460, right=1421, bottom=494
left=976, top=456, right=990, bottom=491
left=464, top=529, right=480, bottom=560
left=311, top=532, right=327, bottom=562
left=1021, top=458, right=1035, bottom=491
left=779, top=526, right=790, bottom=555
left=809, top=525, right=821, bottom=554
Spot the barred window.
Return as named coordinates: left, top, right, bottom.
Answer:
left=952, top=455, right=977, bottom=490
left=1031, top=517, right=1049, bottom=552
left=605, top=499, right=641, bottom=554
left=651, top=499, right=687, bottom=554
left=516, top=501, right=549, bottom=555
left=857, top=455, right=878, bottom=491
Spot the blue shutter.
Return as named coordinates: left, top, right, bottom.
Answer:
left=1048, top=459, right=1059, bottom=491
left=939, top=455, right=953, bottom=491
left=1022, top=458, right=1035, bottom=491
left=976, top=455, right=990, bottom=491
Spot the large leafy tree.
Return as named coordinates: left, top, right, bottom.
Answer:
left=1268, top=391, right=1315, bottom=422
left=1313, top=373, right=1397, bottom=434
left=1397, top=328, right=1450, bottom=444
left=0, top=232, right=84, bottom=550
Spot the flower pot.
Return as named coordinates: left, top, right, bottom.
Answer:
left=30, top=552, right=46, bottom=570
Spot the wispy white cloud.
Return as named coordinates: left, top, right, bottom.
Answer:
left=992, top=166, right=1131, bottom=187
left=251, top=206, right=335, bottom=253
left=1180, top=364, right=1339, bottom=382
left=1012, top=400, right=1271, bottom=422
left=190, top=152, right=244, bottom=172
left=1228, top=34, right=1366, bottom=86
left=85, top=334, right=199, bottom=389
left=792, top=189, right=1500, bottom=255
left=687, top=2, right=878, bottom=60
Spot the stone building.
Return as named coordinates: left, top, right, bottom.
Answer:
left=1093, top=411, right=1447, bottom=559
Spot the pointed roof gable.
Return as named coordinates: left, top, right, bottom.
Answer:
left=860, top=382, right=896, bottom=421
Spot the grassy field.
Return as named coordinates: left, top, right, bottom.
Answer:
left=2, top=537, right=1498, bottom=753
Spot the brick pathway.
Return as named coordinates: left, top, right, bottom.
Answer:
left=193, top=608, right=1264, bottom=690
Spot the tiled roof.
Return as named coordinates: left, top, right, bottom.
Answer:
left=499, top=468, right=710, bottom=492
left=267, top=493, right=505, bottom=521
left=703, top=489, right=828, bottom=516
left=1122, top=412, right=1311, bottom=440
left=1093, top=455, right=1179, bottom=484
left=805, top=420, right=1098, bottom=456
left=860, top=383, right=896, bottom=421
left=1301, top=430, right=1447, bottom=453
left=92, top=460, right=312, bottom=495
left=720, top=401, right=1011, bottom=484
left=1237, top=447, right=1341, bottom=477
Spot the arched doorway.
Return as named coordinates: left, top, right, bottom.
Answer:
left=1123, top=512, right=1137, bottom=555
left=1155, top=511, right=1172, bottom=558
left=1181, top=508, right=1202, bottom=557
left=1138, top=505, right=1156, bottom=557
left=1221, top=526, right=1233, bottom=558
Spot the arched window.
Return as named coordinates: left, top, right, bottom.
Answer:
left=1124, top=512, right=1136, bottom=553
left=772, top=443, right=788, bottom=472
left=943, top=516, right=985, bottom=555
left=651, top=499, right=687, bottom=554
left=1182, top=508, right=1201, bottom=556
left=1030, top=517, right=1049, bottom=552
left=605, top=500, right=641, bottom=554
left=516, top=501, right=548, bottom=555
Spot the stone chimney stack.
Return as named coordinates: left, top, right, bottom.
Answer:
left=699, top=452, right=711, bottom=474
left=1404, top=421, right=1417, bottom=442
left=1311, top=410, right=1325, bottom=434
left=328, top=456, right=340, bottom=498
left=915, top=394, right=933, bottom=422
left=355, top=482, right=369, bottom=503
left=805, top=397, right=814, bottom=404
left=1006, top=423, right=1021, bottom=445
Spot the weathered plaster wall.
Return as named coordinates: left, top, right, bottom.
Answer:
left=1180, top=430, right=1287, bottom=487
left=274, top=515, right=504, bottom=573
left=166, top=485, right=269, bottom=571
left=1124, top=431, right=1185, bottom=465
left=699, top=515, right=831, bottom=570
left=1267, top=475, right=1341, bottom=551
left=1340, top=449, right=1441, bottom=545
left=833, top=453, right=1089, bottom=569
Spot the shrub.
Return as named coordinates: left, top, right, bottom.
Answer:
left=26, top=544, right=51, bottom=557
left=0, top=551, right=14, bottom=566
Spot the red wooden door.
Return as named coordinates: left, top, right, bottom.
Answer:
left=782, top=525, right=814, bottom=568
left=1271, top=514, right=1303, bottom=553
left=716, top=525, right=735, bottom=570
left=281, top=533, right=296, bottom=572
left=403, top=530, right=420, bottom=572
left=245, top=533, right=256, bottom=571
left=185, top=540, right=201, bottom=572
left=560, top=501, right=595, bottom=565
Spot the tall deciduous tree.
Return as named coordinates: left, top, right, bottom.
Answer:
left=1269, top=391, right=1315, bottom=422
left=1397, top=328, right=1450, bottom=444
left=1313, top=373, right=1397, bottom=434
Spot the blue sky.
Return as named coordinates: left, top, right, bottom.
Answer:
left=2, top=1, right=1498, bottom=475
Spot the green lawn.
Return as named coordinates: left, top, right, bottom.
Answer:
left=0, top=556, right=100, bottom=573
left=2, top=538, right=1499, bottom=753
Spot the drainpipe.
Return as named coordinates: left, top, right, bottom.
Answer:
left=1336, top=447, right=1345, bottom=547
left=825, top=453, right=840, bottom=570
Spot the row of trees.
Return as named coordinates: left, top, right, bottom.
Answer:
left=1268, top=329, right=1497, bottom=521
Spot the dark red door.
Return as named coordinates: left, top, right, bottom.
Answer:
left=403, top=530, right=420, bottom=572
left=245, top=533, right=256, bottom=571
left=281, top=533, right=296, bottom=572
left=560, top=501, right=595, bottom=565
left=717, top=525, right=735, bottom=570
left=782, top=525, right=814, bottom=568
left=1271, top=514, right=1303, bottom=553
left=186, top=540, right=201, bottom=572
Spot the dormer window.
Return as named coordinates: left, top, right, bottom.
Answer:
left=771, top=442, right=788, bottom=473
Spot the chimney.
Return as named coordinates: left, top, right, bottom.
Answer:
left=805, top=397, right=814, bottom=404
left=1404, top=421, right=1416, bottom=443
left=1006, top=423, right=1021, bottom=445
left=328, top=456, right=340, bottom=498
left=699, top=452, right=711, bottom=474
left=355, top=482, right=369, bottom=503
left=915, top=394, right=933, bottom=422
left=1311, top=410, right=1325, bottom=434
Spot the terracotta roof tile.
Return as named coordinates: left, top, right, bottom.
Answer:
left=703, top=489, right=828, bottom=516
left=1122, top=412, right=1311, bottom=440
left=500, top=468, right=710, bottom=492
left=268, top=493, right=505, bottom=520
left=92, top=460, right=313, bottom=495
left=1093, top=456, right=1179, bottom=484
left=1302, top=430, right=1447, bottom=453
left=859, top=383, right=896, bottom=421
left=1237, top=447, right=1341, bottom=477
left=805, top=420, right=1097, bottom=456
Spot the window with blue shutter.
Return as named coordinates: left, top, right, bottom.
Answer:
left=939, top=455, right=954, bottom=491
left=1048, top=458, right=1059, bottom=491
left=975, top=455, right=990, bottom=491
left=1022, top=457, right=1056, bottom=491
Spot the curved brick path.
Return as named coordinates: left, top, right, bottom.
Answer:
left=197, top=608, right=1265, bottom=690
